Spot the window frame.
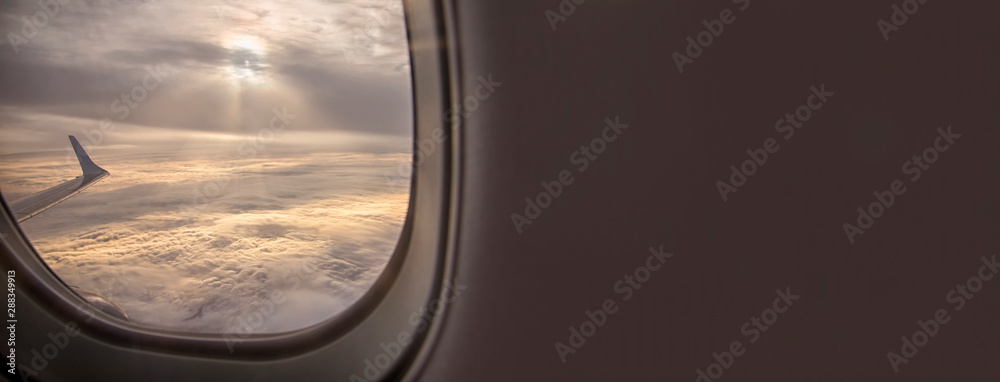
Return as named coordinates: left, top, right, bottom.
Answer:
left=0, top=0, right=456, bottom=379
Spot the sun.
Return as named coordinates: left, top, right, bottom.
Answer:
left=229, top=35, right=265, bottom=56
left=224, top=35, right=269, bottom=87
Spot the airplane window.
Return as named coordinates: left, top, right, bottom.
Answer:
left=0, top=0, right=412, bottom=334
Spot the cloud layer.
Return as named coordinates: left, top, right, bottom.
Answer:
left=3, top=147, right=410, bottom=333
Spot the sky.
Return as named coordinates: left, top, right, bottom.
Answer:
left=0, top=0, right=413, bottom=333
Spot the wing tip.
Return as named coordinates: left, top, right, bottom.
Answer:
left=68, top=135, right=107, bottom=176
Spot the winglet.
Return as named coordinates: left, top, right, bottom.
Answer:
left=69, top=135, right=107, bottom=176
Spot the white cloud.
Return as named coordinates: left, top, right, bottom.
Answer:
left=3, top=148, right=410, bottom=333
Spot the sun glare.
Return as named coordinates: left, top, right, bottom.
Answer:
left=225, top=35, right=269, bottom=87
left=229, top=35, right=266, bottom=55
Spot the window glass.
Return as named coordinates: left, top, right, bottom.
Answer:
left=0, top=0, right=412, bottom=334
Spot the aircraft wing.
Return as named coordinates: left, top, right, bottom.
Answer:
left=9, top=136, right=110, bottom=222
